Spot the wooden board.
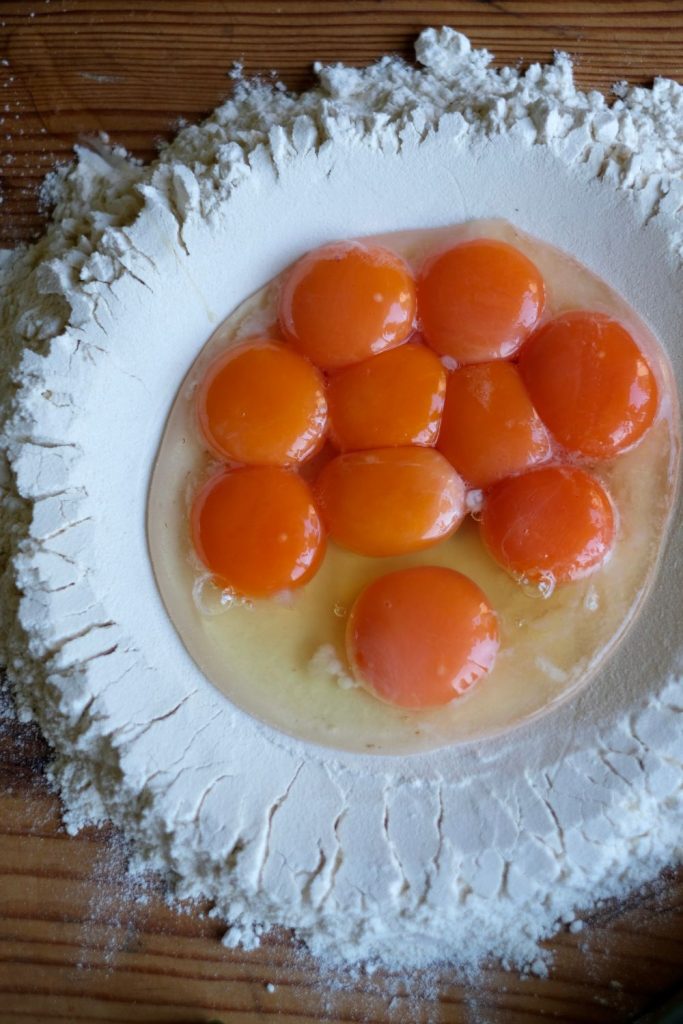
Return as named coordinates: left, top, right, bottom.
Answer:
left=1, top=2, right=683, bottom=1021
left=3, top=0, right=683, bottom=248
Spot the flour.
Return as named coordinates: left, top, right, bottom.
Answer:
left=0, top=27, right=682, bottom=974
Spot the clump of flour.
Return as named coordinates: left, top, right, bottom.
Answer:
left=0, top=28, right=681, bottom=976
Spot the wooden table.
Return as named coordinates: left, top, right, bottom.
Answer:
left=1, top=2, right=682, bottom=1021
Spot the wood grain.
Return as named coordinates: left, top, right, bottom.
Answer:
left=2, top=704, right=683, bottom=1023
left=1, top=2, right=683, bottom=1021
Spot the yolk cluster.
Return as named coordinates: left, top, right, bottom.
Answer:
left=191, top=237, right=659, bottom=711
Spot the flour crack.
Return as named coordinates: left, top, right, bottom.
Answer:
left=257, top=761, right=305, bottom=890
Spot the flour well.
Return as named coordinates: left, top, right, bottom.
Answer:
left=148, top=217, right=676, bottom=755
left=0, top=28, right=681, bottom=973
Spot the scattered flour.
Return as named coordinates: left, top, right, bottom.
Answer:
left=0, top=27, right=682, bottom=974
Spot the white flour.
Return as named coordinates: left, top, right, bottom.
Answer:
left=0, top=28, right=682, bottom=974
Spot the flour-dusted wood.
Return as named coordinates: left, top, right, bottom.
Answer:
left=1, top=2, right=683, bottom=1021
left=1, top=717, right=683, bottom=1023
left=1, top=0, right=683, bottom=246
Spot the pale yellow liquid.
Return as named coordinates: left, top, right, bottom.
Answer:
left=147, top=220, right=678, bottom=755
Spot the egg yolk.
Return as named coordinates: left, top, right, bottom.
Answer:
left=279, top=242, right=417, bottom=370
left=197, top=340, right=327, bottom=466
left=315, top=447, right=466, bottom=557
left=518, top=311, right=658, bottom=459
left=418, top=238, right=545, bottom=364
left=346, top=566, right=500, bottom=708
left=437, top=361, right=552, bottom=489
left=480, top=465, right=616, bottom=585
left=191, top=466, right=325, bottom=597
left=327, top=342, right=446, bottom=452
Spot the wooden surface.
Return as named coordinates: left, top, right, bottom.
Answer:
left=3, top=0, right=683, bottom=248
left=1, top=2, right=683, bottom=1021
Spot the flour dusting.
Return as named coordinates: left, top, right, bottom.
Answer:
left=0, top=28, right=681, bottom=975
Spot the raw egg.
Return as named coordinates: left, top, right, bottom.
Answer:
left=519, top=311, right=659, bottom=459
left=437, top=361, right=551, bottom=489
left=279, top=241, right=417, bottom=370
left=197, top=339, right=327, bottom=466
left=315, top=447, right=466, bottom=557
left=148, top=218, right=676, bottom=754
left=346, top=566, right=499, bottom=708
left=480, top=465, right=616, bottom=585
left=327, top=342, right=446, bottom=451
left=191, top=465, right=325, bottom=597
left=418, top=238, right=545, bottom=363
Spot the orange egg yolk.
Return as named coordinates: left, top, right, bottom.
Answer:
left=346, top=566, right=499, bottom=708
left=437, top=361, right=552, bottom=489
left=279, top=242, right=417, bottom=370
left=191, top=466, right=325, bottom=597
left=197, top=340, right=327, bottom=466
left=418, top=238, right=545, bottom=364
left=480, top=465, right=616, bottom=585
left=328, top=342, right=446, bottom=452
left=315, top=447, right=466, bottom=557
left=518, top=311, right=659, bottom=459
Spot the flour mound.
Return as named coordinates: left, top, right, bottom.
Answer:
left=0, top=28, right=681, bottom=974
